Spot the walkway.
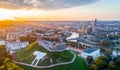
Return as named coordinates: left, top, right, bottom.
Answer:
left=14, top=52, right=76, bottom=68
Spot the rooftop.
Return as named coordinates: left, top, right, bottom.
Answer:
left=33, top=51, right=47, bottom=60
left=38, top=40, right=66, bottom=52
left=83, top=48, right=99, bottom=54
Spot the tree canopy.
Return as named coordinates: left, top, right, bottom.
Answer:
left=0, top=46, right=23, bottom=70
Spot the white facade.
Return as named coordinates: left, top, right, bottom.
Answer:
left=0, top=40, right=5, bottom=45
left=112, top=50, right=120, bottom=56
left=81, top=49, right=100, bottom=59
left=6, top=42, right=29, bottom=54
left=33, top=51, right=47, bottom=60
left=31, top=51, right=47, bottom=66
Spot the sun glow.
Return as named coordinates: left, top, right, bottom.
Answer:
left=0, top=16, right=15, bottom=21
left=0, top=9, right=15, bottom=20
left=0, top=8, right=44, bottom=21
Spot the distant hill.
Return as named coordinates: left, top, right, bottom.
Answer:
left=0, top=20, right=16, bottom=28
left=0, top=19, right=27, bottom=29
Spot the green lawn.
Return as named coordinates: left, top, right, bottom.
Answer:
left=18, top=56, right=88, bottom=70
left=37, top=50, right=74, bottom=66
left=15, top=41, right=88, bottom=70
left=15, top=41, right=51, bottom=64
left=117, top=66, right=120, bottom=70
left=15, top=41, right=74, bottom=65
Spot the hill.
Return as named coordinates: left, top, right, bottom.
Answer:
left=15, top=41, right=88, bottom=70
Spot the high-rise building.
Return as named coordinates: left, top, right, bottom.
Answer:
left=94, top=19, right=97, bottom=27
left=92, top=19, right=97, bottom=33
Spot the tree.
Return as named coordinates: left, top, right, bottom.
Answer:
left=100, top=47, right=105, bottom=53
left=114, top=58, right=120, bottom=67
left=0, top=65, right=4, bottom=70
left=100, top=39, right=112, bottom=47
left=94, top=56, right=109, bottom=70
left=0, top=45, right=12, bottom=66
left=88, top=64, right=98, bottom=70
left=104, top=49, right=111, bottom=56
left=98, top=56, right=110, bottom=63
left=104, top=49, right=112, bottom=62
left=19, top=35, right=36, bottom=44
left=95, top=59, right=107, bottom=70
left=108, top=63, right=116, bottom=70
left=0, top=46, right=23, bottom=70
left=2, top=58, right=23, bottom=70
left=112, top=56, right=120, bottom=70
left=86, top=56, right=93, bottom=64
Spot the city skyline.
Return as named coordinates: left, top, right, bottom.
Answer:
left=0, top=0, right=120, bottom=21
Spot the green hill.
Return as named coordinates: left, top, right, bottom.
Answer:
left=15, top=41, right=88, bottom=70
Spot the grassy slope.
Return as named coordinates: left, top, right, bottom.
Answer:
left=18, top=56, right=88, bottom=70
left=15, top=41, right=88, bottom=70
left=15, top=41, right=49, bottom=63
left=117, top=67, right=120, bottom=70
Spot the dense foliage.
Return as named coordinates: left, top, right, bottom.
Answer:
left=88, top=55, right=120, bottom=70
left=19, top=34, right=37, bottom=43
left=0, top=45, right=11, bottom=66
left=0, top=45, right=23, bottom=70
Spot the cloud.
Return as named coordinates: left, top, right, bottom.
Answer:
left=0, top=0, right=98, bottom=10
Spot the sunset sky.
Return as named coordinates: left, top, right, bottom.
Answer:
left=0, top=0, right=120, bottom=21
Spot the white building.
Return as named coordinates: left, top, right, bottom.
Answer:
left=81, top=48, right=100, bottom=59
left=6, top=41, right=29, bottom=54
left=112, top=50, right=120, bottom=56
left=31, top=51, right=47, bottom=66
left=0, top=40, right=5, bottom=45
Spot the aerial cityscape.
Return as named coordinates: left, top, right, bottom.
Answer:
left=0, top=0, right=120, bottom=70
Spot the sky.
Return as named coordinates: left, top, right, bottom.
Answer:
left=0, top=0, right=120, bottom=21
